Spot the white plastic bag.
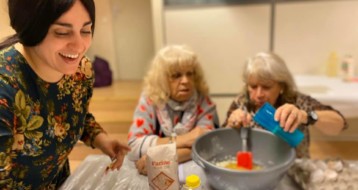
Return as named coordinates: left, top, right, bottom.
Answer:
left=60, top=155, right=207, bottom=190
left=61, top=154, right=303, bottom=190
left=60, top=155, right=149, bottom=190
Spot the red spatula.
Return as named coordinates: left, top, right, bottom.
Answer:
left=237, top=126, right=253, bottom=170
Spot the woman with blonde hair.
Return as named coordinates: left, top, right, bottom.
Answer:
left=128, top=45, right=219, bottom=175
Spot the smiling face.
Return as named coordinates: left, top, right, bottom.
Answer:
left=25, top=0, right=93, bottom=82
left=247, top=76, right=282, bottom=110
left=168, top=66, right=195, bottom=103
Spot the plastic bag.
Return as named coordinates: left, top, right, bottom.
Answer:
left=61, top=154, right=305, bottom=190
left=60, top=155, right=149, bottom=190
left=60, top=154, right=206, bottom=190
left=61, top=154, right=210, bottom=190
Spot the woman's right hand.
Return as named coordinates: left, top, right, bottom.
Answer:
left=227, top=108, right=252, bottom=128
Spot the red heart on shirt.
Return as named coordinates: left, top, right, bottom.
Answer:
left=136, top=119, right=144, bottom=127
left=17, top=140, right=24, bottom=145
left=143, top=128, right=149, bottom=134
left=197, top=106, right=204, bottom=115
left=139, top=105, right=146, bottom=112
left=146, top=98, right=153, bottom=105
left=206, top=114, right=213, bottom=120
left=127, top=132, right=132, bottom=140
left=149, top=123, right=154, bottom=132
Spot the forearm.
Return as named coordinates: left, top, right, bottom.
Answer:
left=81, top=113, right=105, bottom=148
left=177, top=148, right=192, bottom=163
left=300, top=109, right=344, bottom=135
left=156, top=135, right=188, bottom=148
left=313, top=110, right=345, bottom=135
left=92, top=132, right=108, bottom=150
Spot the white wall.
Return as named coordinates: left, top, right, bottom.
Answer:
left=83, top=0, right=155, bottom=80
left=163, top=1, right=358, bottom=93
left=275, top=0, right=358, bottom=75
left=87, top=0, right=118, bottom=79
left=151, top=0, right=165, bottom=52
left=110, top=0, right=154, bottom=80
left=0, top=0, right=15, bottom=40
left=165, top=4, right=271, bottom=94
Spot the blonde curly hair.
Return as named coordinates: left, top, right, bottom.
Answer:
left=143, top=45, right=209, bottom=106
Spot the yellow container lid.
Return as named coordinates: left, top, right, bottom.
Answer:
left=185, top=174, right=201, bottom=188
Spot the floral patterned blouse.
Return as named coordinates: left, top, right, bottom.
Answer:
left=222, top=92, right=348, bottom=158
left=0, top=46, right=104, bottom=189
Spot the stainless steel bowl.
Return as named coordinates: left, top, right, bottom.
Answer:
left=192, top=128, right=295, bottom=190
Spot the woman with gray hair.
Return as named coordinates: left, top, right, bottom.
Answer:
left=223, top=52, right=347, bottom=158
left=128, top=45, right=219, bottom=175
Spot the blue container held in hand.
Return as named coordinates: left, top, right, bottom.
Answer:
left=253, top=102, right=304, bottom=147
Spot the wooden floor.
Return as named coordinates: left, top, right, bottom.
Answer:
left=68, top=80, right=358, bottom=172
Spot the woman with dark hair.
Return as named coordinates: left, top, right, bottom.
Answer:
left=0, top=0, right=130, bottom=189
left=223, top=52, right=347, bottom=158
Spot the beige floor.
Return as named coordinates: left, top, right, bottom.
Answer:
left=68, top=80, right=358, bottom=172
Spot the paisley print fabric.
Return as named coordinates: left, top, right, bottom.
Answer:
left=0, top=46, right=104, bottom=189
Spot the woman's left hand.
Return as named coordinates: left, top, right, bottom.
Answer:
left=135, top=155, right=148, bottom=175
left=275, top=103, right=306, bottom=133
left=94, top=133, right=131, bottom=170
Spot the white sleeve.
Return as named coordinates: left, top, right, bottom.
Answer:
left=127, top=135, right=158, bottom=161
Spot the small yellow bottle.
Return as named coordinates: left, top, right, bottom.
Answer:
left=326, top=51, right=339, bottom=77
left=181, top=174, right=202, bottom=190
left=341, top=54, right=355, bottom=81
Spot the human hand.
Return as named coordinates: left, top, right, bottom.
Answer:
left=275, top=103, right=306, bottom=133
left=227, top=108, right=252, bottom=128
left=135, top=155, right=147, bottom=176
left=94, top=133, right=131, bottom=171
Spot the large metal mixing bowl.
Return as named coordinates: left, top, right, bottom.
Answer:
left=192, top=128, right=295, bottom=190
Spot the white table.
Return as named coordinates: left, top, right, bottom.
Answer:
left=294, top=75, right=358, bottom=118
left=60, top=155, right=300, bottom=190
left=59, top=155, right=299, bottom=190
